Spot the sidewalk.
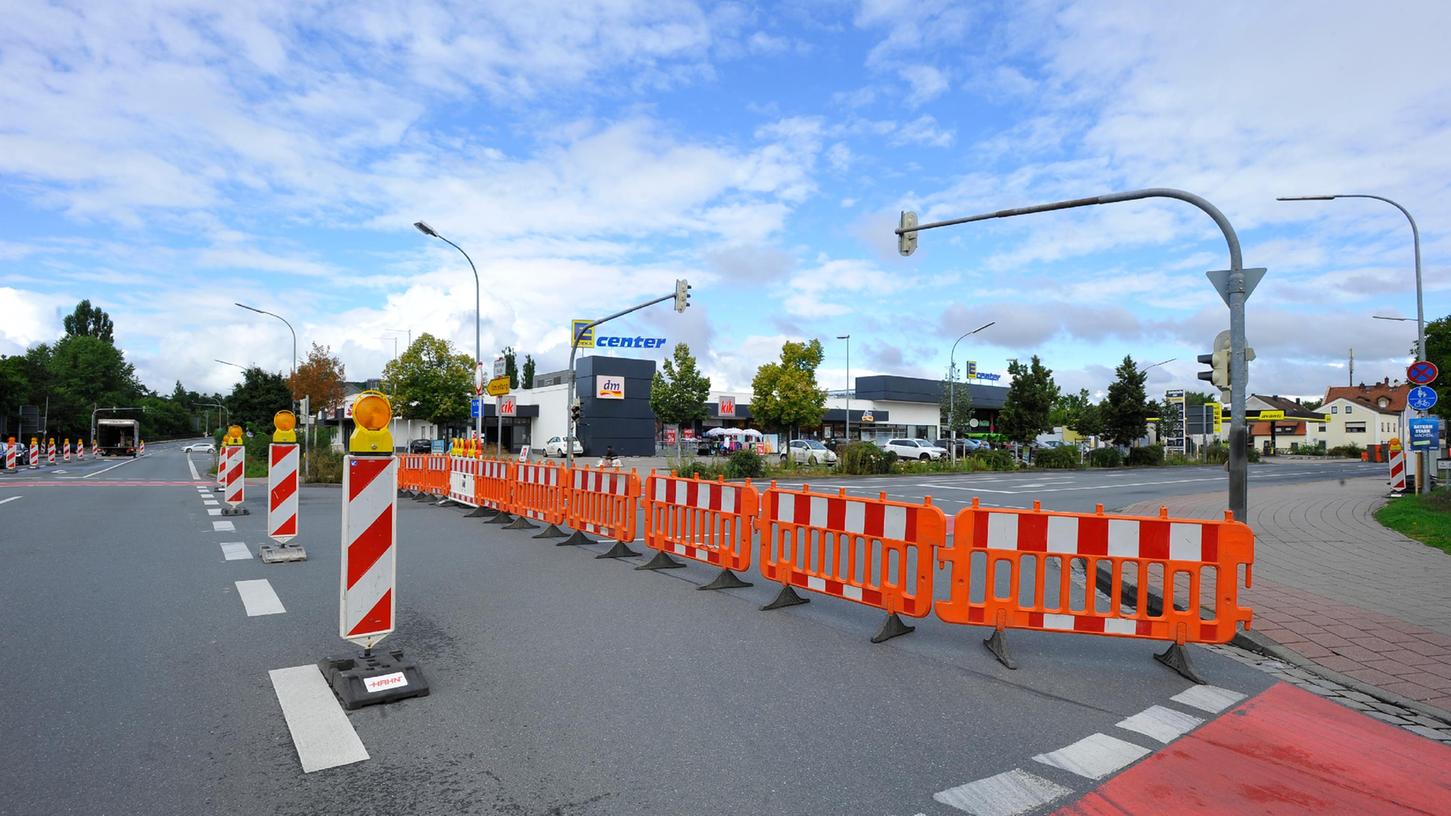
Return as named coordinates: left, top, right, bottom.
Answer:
left=1123, top=478, right=1451, bottom=720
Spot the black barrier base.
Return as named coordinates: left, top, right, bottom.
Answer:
left=220, top=506, right=250, bottom=516
left=464, top=506, right=491, bottom=518
left=533, top=524, right=568, bottom=539
left=636, top=551, right=686, bottom=570
left=699, top=568, right=753, bottom=590
left=258, top=543, right=307, bottom=563
left=435, top=498, right=455, bottom=507
left=318, top=648, right=430, bottom=711
left=871, top=612, right=915, bottom=643
left=556, top=530, right=593, bottom=547
left=596, top=540, right=641, bottom=559
left=983, top=629, right=1018, bottom=670
left=761, top=585, right=810, bottom=611
left=396, top=489, right=408, bottom=499
left=485, top=511, right=514, bottom=525
left=1154, top=642, right=1206, bottom=684
left=412, top=492, right=432, bottom=502
left=504, top=516, right=537, bottom=530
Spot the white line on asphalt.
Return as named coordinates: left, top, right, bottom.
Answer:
left=207, top=508, right=222, bottom=516
left=186, top=454, right=201, bottom=481
left=1031, top=733, right=1150, bottom=780
left=268, top=665, right=370, bottom=773
left=220, top=542, right=253, bottom=561
left=213, top=520, right=235, bottom=532
left=203, top=499, right=219, bottom=506
left=1171, top=684, right=1246, bottom=714
left=0, top=496, right=21, bottom=506
left=1116, top=705, right=1203, bottom=743
left=82, top=458, right=141, bottom=479
left=235, top=579, right=285, bottom=616
left=933, top=768, right=1073, bottom=815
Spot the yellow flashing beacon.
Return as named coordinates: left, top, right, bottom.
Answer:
left=350, top=390, right=393, bottom=454
left=273, top=410, right=297, bottom=443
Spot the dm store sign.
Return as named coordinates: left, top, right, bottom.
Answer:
left=596, top=375, right=625, bottom=400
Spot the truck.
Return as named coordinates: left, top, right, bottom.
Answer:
left=96, top=418, right=140, bottom=457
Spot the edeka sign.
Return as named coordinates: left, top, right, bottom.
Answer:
left=596, top=375, right=625, bottom=400
left=571, top=319, right=664, bottom=350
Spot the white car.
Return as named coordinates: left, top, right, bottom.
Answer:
left=543, top=436, right=583, bottom=457
left=780, top=439, right=838, bottom=466
left=182, top=442, right=216, bottom=454
left=884, top=438, right=947, bottom=460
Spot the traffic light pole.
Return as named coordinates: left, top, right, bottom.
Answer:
left=565, top=286, right=687, bottom=469
left=896, top=188, right=1254, bottom=521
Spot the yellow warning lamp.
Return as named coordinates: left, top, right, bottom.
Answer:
left=273, top=410, right=298, bottom=443
left=225, top=424, right=244, bottom=446
left=349, top=390, right=393, bottom=454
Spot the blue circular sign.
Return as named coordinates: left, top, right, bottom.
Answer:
left=1408, top=385, right=1438, bottom=411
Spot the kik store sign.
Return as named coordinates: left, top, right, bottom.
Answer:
left=572, top=319, right=666, bottom=350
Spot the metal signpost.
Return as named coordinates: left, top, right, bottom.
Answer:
left=1164, top=389, right=1186, bottom=455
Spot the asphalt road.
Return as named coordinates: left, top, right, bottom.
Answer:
left=0, top=445, right=1378, bottom=815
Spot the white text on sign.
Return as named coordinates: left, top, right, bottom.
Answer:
left=363, top=672, right=408, bottom=693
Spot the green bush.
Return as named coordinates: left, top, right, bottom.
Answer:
left=1327, top=444, right=1364, bottom=458
left=675, top=460, right=725, bottom=480
left=1088, top=447, right=1123, bottom=468
left=1126, top=444, right=1164, bottom=466
left=725, top=447, right=766, bottom=479
left=839, top=442, right=896, bottom=475
left=969, top=449, right=1017, bottom=471
left=1034, top=446, right=1081, bottom=469
left=308, top=447, right=345, bottom=483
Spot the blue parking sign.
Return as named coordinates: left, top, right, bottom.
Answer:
left=1409, top=417, right=1440, bottom=450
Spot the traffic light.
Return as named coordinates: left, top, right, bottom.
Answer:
left=570, top=401, right=583, bottom=423
left=674, top=279, right=691, bottom=312
left=1197, top=330, right=1232, bottom=401
left=898, top=210, right=918, bottom=256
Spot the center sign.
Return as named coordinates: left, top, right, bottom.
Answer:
left=571, top=319, right=666, bottom=350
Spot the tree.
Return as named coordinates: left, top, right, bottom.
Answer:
left=1424, top=314, right=1451, bottom=422
left=650, top=343, right=712, bottom=457
left=1052, top=388, right=1104, bottom=438
left=521, top=355, right=536, bottom=389
left=382, top=333, right=474, bottom=426
left=289, top=343, right=346, bottom=410
left=1103, top=355, right=1151, bottom=446
left=750, top=339, right=827, bottom=438
left=45, top=334, right=143, bottom=439
left=226, top=367, right=292, bottom=432
left=998, top=355, right=1059, bottom=447
left=63, top=299, right=114, bottom=344
left=501, top=346, right=518, bottom=389
left=939, top=379, right=972, bottom=437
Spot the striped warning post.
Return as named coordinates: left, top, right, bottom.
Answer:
left=268, top=444, right=300, bottom=542
left=63, top=439, right=71, bottom=462
left=224, top=444, right=245, bottom=509
left=77, top=440, right=85, bottom=460
left=340, top=455, right=397, bottom=648
left=47, top=439, right=56, bottom=465
left=4, top=437, right=15, bottom=472
left=217, top=446, right=227, bottom=487
left=91, top=439, right=99, bottom=458
left=139, top=440, right=145, bottom=456
left=1389, top=441, right=1406, bottom=493
left=30, top=439, right=39, bottom=469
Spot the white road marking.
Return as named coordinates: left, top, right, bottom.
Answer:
left=933, top=768, right=1073, bottom=815
left=186, top=454, right=201, bottom=480
left=1032, top=732, right=1150, bottom=780
left=207, top=508, right=222, bottom=516
left=0, top=496, right=21, bottom=506
left=235, top=579, right=285, bottom=616
left=213, top=520, right=235, bottom=532
left=1116, top=705, right=1203, bottom=743
left=82, top=457, right=141, bottom=479
left=203, top=500, right=219, bottom=507
left=1171, top=684, right=1246, bottom=714
left=268, top=665, right=370, bottom=773
left=219, top=542, right=253, bottom=560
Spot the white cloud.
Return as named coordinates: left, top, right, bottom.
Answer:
left=898, top=64, right=949, bottom=107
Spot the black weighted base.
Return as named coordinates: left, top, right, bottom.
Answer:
left=699, top=568, right=753, bottom=591
left=503, top=516, right=537, bottom=530
left=485, top=511, right=514, bottom=525
left=595, top=540, right=641, bottom=559
left=220, top=506, right=250, bottom=516
left=464, top=506, right=491, bottom=518
left=983, top=629, right=1017, bottom=670
left=556, top=530, right=594, bottom=547
left=871, top=612, right=915, bottom=644
left=318, top=648, right=430, bottom=711
left=761, top=584, right=810, bottom=611
left=258, top=543, right=307, bottom=563
left=533, top=524, right=568, bottom=539
left=412, top=492, right=432, bottom=502
left=635, top=550, right=686, bottom=570
left=1154, top=642, right=1206, bottom=684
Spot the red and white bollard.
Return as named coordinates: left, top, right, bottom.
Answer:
left=319, top=390, right=427, bottom=710
left=46, top=439, right=56, bottom=465
left=139, top=440, right=145, bottom=456
left=77, top=440, right=85, bottom=461
left=221, top=438, right=248, bottom=516
left=29, top=438, right=39, bottom=469
left=3, top=437, right=15, bottom=472
left=63, top=439, right=71, bottom=463
left=92, top=439, right=99, bottom=458
left=1389, top=439, right=1407, bottom=495
left=260, top=418, right=305, bottom=563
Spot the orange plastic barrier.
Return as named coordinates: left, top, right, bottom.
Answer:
left=472, top=459, right=514, bottom=515
left=559, top=465, right=641, bottom=555
left=936, top=498, right=1255, bottom=681
left=757, top=483, right=945, bottom=642
left=509, top=461, right=567, bottom=530
left=424, top=454, right=449, bottom=496
left=641, top=472, right=757, bottom=587
left=397, top=453, right=428, bottom=493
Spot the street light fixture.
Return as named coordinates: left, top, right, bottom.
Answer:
left=1279, top=194, right=1427, bottom=493
left=214, top=358, right=247, bottom=370
left=947, top=321, right=996, bottom=460
left=414, top=221, right=483, bottom=450
left=837, top=335, right=851, bottom=443
left=234, top=303, right=297, bottom=380
left=1139, top=357, right=1176, bottom=374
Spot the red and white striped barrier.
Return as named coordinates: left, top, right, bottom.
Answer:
left=47, top=440, right=56, bottom=465
left=448, top=456, right=480, bottom=507
left=139, top=440, right=145, bottom=456
left=217, top=446, right=227, bottom=487
left=223, top=444, right=246, bottom=510
left=63, top=440, right=71, bottom=462
left=91, top=440, right=99, bottom=458
left=4, top=438, right=15, bottom=472
left=268, top=444, right=299, bottom=542
left=1390, top=443, right=1407, bottom=493
left=30, top=439, right=39, bottom=469
left=77, top=441, right=85, bottom=461
left=340, top=455, right=397, bottom=648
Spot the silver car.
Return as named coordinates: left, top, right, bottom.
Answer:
left=781, top=439, right=838, bottom=465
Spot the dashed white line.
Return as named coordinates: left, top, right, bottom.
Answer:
left=235, top=579, right=285, bottom=616
left=0, top=496, right=21, bottom=506
left=933, top=768, right=1072, bottom=815
left=186, top=454, right=201, bottom=480
left=219, top=542, right=253, bottom=561
left=213, top=520, right=235, bottom=532
left=203, top=499, right=219, bottom=506
left=1032, top=732, right=1150, bottom=780
left=207, top=508, right=222, bottom=516
left=1116, top=704, right=1203, bottom=743
left=1171, top=684, right=1247, bottom=714
left=268, top=665, right=370, bottom=773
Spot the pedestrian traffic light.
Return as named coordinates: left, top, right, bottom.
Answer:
left=570, top=401, right=583, bottom=423
left=674, top=279, right=691, bottom=312
left=898, top=210, right=918, bottom=256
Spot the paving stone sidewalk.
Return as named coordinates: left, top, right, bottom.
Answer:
left=1122, top=476, right=1451, bottom=719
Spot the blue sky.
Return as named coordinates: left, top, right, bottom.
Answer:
left=3, top=0, right=1449, bottom=402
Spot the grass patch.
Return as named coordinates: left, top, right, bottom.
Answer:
left=1375, top=489, right=1451, bottom=555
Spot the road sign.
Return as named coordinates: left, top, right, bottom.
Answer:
left=1407, top=360, right=1438, bottom=385
left=470, top=397, right=483, bottom=418
left=499, top=395, right=516, bottom=417
left=1409, top=386, right=1438, bottom=411
left=487, top=376, right=511, bottom=397
left=1205, top=267, right=1267, bottom=307
left=494, top=357, right=506, bottom=378
left=1408, top=417, right=1440, bottom=450
left=517, top=445, right=531, bottom=464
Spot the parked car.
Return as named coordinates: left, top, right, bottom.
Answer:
left=933, top=437, right=985, bottom=456
left=182, top=441, right=216, bottom=454
left=884, top=438, right=947, bottom=460
left=780, top=439, right=838, bottom=465
left=408, top=439, right=434, bottom=454
left=543, top=435, right=583, bottom=457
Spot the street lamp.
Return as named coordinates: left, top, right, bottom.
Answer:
left=234, top=303, right=297, bottom=380
left=414, top=221, right=483, bottom=450
left=1280, top=194, right=1427, bottom=493
left=837, top=335, right=851, bottom=443
left=214, top=358, right=247, bottom=370
left=947, top=321, right=995, bottom=459
left=1138, top=357, right=1176, bottom=374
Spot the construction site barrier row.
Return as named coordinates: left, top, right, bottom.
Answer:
left=642, top=472, right=757, bottom=588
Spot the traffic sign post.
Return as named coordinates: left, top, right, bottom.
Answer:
left=1408, top=361, right=1438, bottom=385
left=1408, top=385, right=1438, bottom=412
